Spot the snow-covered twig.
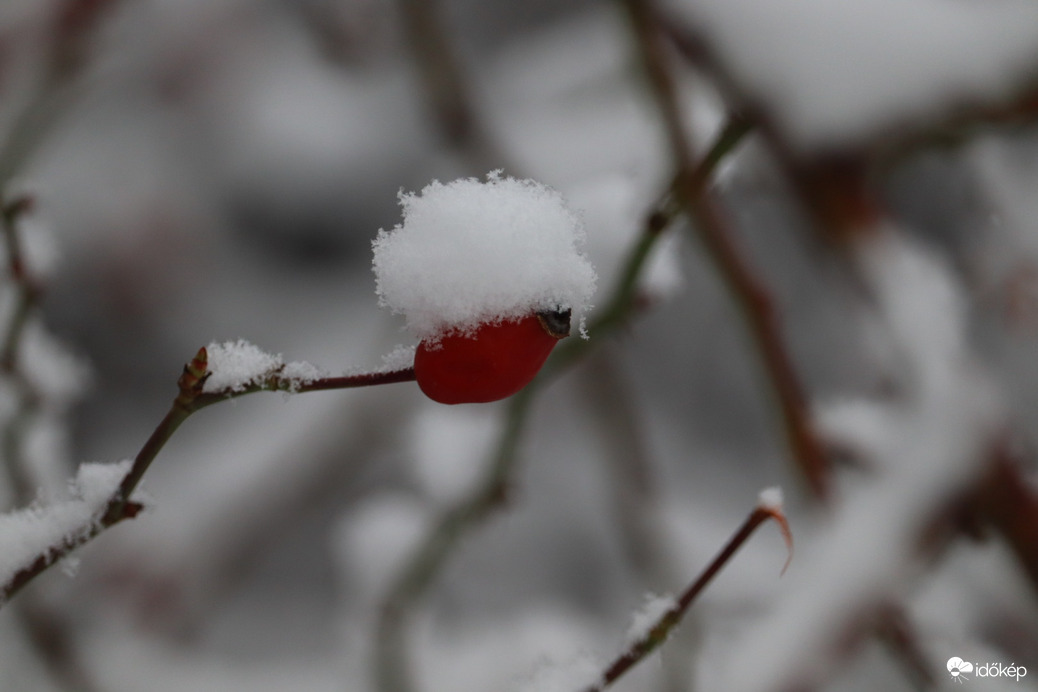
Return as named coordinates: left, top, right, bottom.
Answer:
left=0, top=344, right=415, bottom=607
left=580, top=491, right=793, bottom=692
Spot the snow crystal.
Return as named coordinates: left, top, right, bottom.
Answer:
left=665, top=0, right=1038, bottom=149
left=372, top=172, right=597, bottom=340
left=408, top=406, right=500, bottom=506
left=624, top=592, right=677, bottom=645
left=280, top=360, right=325, bottom=387
left=203, top=340, right=283, bottom=393
left=756, top=486, right=784, bottom=512
left=378, top=344, right=417, bottom=372
left=0, top=460, right=132, bottom=592
left=202, top=340, right=325, bottom=393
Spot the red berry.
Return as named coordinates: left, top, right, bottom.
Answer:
left=415, top=310, right=570, bottom=404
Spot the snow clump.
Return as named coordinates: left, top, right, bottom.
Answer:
left=372, top=172, right=597, bottom=341
left=203, top=339, right=324, bottom=393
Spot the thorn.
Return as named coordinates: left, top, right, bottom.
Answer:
left=765, top=506, right=794, bottom=575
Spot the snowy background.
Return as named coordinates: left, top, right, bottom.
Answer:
left=1, top=1, right=1037, bottom=691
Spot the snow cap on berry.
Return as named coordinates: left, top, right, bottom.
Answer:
left=372, top=172, right=597, bottom=340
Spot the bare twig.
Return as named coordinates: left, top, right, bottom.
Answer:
left=582, top=498, right=792, bottom=692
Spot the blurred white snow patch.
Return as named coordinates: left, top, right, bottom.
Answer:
left=665, top=0, right=1038, bottom=149
left=409, top=405, right=500, bottom=506
left=813, top=398, right=896, bottom=464
left=372, top=172, right=597, bottom=340
left=0, top=202, right=62, bottom=280
left=412, top=606, right=604, bottom=692
left=203, top=339, right=282, bottom=393
left=859, top=231, right=968, bottom=397
left=756, top=486, right=783, bottom=512
left=625, top=592, right=676, bottom=645
left=333, top=494, right=429, bottom=598
left=567, top=174, right=682, bottom=305
left=17, top=321, right=92, bottom=406
left=0, top=460, right=130, bottom=588
left=486, top=9, right=667, bottom=186
left=514, top=651, right=602, bottom=692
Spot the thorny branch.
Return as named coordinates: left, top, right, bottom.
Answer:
left=582, top=500, right=792, bottom=692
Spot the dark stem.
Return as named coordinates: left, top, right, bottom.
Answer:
left=584, top=503, right=791, bottom=692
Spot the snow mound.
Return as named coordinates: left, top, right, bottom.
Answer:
left=372, top=172, right=597, bottom=340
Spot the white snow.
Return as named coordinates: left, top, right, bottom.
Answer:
left=202, top=340, right=283, bottom=393
left=0, top=205, right=62, bottom=281
left=17, top=320, right=92, bottom=407
left=372, top=172, right=597, bottom=341
left=408, top=406, right=500, bottom=506
left=202, top=339, right=322, bottom=393
left=377, top=344, right=417, bottom=372
left=755, top=486, right=783, bottom=512
left=333, top=494, right=430, bottom=599
left=0, top=460, right=132, bottom=592
left=624, top=592, right=677, bottom=645
left=514, top=652, right=603, bottom=692
left=665, top=0, right=1038, bottom=149
left=279, top=360, right=326, bottom=385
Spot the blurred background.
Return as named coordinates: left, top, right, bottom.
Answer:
left=1, top=1, right=1037, bottom=691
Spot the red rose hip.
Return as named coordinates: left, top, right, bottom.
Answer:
left=415, top=309, right=571, bottom=404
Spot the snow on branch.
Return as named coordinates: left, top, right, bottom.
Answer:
left=202, top=339, right=325, bottom=394
left=0, top=460, right=133, bottom=598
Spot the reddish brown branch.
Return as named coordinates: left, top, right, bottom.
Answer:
left=583, top=501, right=792, bottom=692
left=977, top=446, right=1038, bottom=593
left=1, top=346, right=415, bottom=607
